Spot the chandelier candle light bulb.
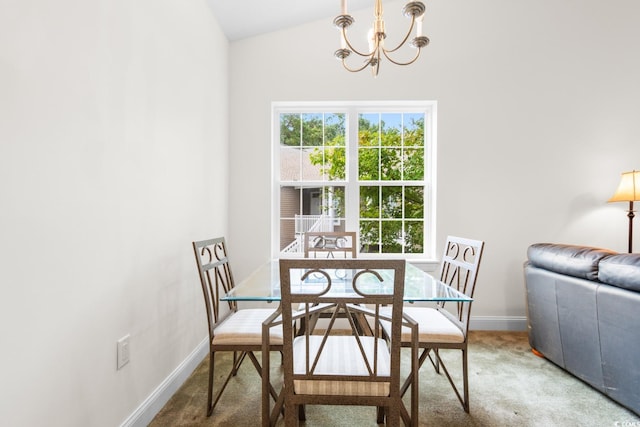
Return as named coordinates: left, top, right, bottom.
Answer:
left=333, top=0, right=430, bottom=76
left=368, top=28, right=375, bottom=52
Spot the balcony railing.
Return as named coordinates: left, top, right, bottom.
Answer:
left=281, top=214, right=336, bottom=254
left=295, top=214, right=334, bottom=234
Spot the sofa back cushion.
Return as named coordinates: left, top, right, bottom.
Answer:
left=527, top=243, right=616, bottom=281
left=598, top=254, right=640, bottom=291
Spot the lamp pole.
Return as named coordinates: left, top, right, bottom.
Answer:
left=608, top=170, right=640, bottom=254
left=627, top=201, right=635, bottom=253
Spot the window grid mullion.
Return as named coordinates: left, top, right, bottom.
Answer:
left=274, top=102, right=435, bottom=259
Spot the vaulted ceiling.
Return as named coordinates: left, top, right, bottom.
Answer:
left=207, top=0, right=372, bottom=41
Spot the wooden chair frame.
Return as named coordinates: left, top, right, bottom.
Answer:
left=262, top=259, right=418, bottom=427
left=192, top=237, right=282, bottom=417
left=399, top=236, right=484, bottom=413
left=304, top=231, right=357, bottom=258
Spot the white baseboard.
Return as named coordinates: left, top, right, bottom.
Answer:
left=470, top=315, right=528, bottom=331
left=120, top=337, right=209, bottom=427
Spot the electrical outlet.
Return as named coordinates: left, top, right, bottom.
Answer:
left=117, top=334, right=130, bottom=370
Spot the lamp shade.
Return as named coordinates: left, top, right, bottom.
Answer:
left=608, top=170, right=640, bottom=202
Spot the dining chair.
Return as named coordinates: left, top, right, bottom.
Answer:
left=192, top=237, right=283, bottom=417
left=262, top=258, right=419, bottom=427
left=301, top=231, right=358, bottom=333
left=386, top=236, right=484, bottom=413
left=304, top=231, right=357, bottom=258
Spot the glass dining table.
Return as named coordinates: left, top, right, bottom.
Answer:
left=221, top=259, right=471, bottom=427
left=221, top=259, right=472, bottom=303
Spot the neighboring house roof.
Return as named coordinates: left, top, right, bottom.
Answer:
left=280, top=146, right=323, bottom=181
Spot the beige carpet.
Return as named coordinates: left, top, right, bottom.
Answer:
left=149, top=331, right=639, bottom=426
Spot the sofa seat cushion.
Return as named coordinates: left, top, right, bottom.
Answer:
left=598, top=254, right=640, bottom=292
left=527, top=243, right=616, bottom=281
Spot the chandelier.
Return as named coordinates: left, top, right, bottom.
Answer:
left=334, top=0, right=430, bottom=76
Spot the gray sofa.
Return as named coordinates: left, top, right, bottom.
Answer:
left=524, top=243, right=640, bottom=416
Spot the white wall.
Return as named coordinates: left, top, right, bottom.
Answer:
left=2, top=0, right=639, bottom=424
left=0, top=0, right=227, bottom=425
left=228, top=0, right=640, bottom=322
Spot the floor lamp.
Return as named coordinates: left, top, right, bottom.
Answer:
left=608, top=170, right=640, bottom=253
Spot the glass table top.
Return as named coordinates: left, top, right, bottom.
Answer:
left=221, top=260, right=472, bottom=303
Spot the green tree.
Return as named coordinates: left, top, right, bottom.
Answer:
left=306, top=114, right=425, bottom=254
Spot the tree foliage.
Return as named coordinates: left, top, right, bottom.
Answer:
left=288, top=112, right=426, bottom=254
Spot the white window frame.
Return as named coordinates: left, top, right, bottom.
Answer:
left=271, top=100, right=437, bottom=261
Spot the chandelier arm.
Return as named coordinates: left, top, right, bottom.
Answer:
left=383, top=18, right=416, bottom=54
left=342, top=27, right=375, bottom=58
left=373, top=49, right=381, bottom=77
left=341, top=57, right=375, bottom=73
left=382, top=47, right=422, bottom=66
left=333, top=1, right=428, bottom=75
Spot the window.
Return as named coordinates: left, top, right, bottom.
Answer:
left=272, top=101, right=436, bottom=259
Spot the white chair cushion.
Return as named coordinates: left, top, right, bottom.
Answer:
left=292, top=335, right=390, bottom=396
left=380, top=306, right=465, bottom=344
left=402, top=307, right=465, bottom=343
left=213, top=308, right=283, bottom=345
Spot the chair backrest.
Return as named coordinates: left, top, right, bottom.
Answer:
left=437, top=236, right=485, bottom=331
left=192, top=237, right=237, bottom=339
left=279, top=258, right=406, bottom=401
left=303, top=231, right=357, bottom=258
